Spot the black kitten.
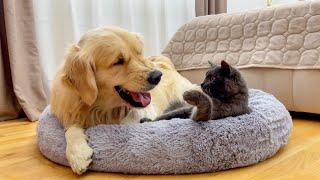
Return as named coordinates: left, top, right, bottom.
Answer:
left=140, top=60, right=251, bottom=123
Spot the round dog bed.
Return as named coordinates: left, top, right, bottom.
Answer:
left=37, top=89, right=292, bottom=174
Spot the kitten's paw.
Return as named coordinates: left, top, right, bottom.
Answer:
left=66, top=141, right=93, bottom=175
left=140, top=118, right=153, bottom=123
left=183, top=90, right=204, bottom=105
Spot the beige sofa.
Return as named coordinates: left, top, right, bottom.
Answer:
left=163, top=1, right=320, bottom=114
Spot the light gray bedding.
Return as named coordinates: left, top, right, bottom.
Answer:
left=37, top=89, right=292, bottom=174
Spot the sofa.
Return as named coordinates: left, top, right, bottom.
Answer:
left=163, top=1, right=320, bottom=114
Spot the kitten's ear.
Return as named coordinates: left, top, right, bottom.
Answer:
left=208, top=61, right=216, bottom=68
left=208, top=61, right=215, bottom=67
left=221, top=60, right=230, bottom=75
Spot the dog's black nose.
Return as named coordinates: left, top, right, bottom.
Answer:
left=147, top=70, right=162, bottom=85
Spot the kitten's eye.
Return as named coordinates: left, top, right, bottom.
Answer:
left=207, top=75, right=215, bottom=80
left=211, top=76, right=216, bottom=81
left=114, top=58, right=125, bottom=66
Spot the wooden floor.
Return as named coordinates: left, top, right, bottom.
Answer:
left=1, top=118, right=320, bottom=180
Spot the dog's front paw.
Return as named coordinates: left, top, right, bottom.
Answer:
left=140, top=118, right=152, bottom=123
left=66, top=141, right=93, bottom=175
left=183, top=90, right=204, bottom=106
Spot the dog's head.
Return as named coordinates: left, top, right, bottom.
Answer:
left=62, top=27, right=162, bottom=108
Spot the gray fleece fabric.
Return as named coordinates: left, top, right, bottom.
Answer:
left=37, top=89, right=292, bottom=174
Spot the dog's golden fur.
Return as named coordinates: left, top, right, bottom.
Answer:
left=50, top=27, right=195, bottom=174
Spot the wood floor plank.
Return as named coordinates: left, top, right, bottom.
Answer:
left=0, top=118, right=319, bottom=179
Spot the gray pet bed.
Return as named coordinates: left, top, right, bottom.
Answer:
left=37, top=89, right=292, bottom=174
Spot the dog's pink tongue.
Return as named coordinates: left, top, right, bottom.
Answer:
left=130, top=92, right=151, bottom=107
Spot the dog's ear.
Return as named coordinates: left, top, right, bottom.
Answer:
left=63, top=44, right=98, bottom=106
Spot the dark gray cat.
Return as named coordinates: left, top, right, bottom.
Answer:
left=140, top=60, right=251, bottom=122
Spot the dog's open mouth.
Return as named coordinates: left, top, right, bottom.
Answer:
left=115, top=86, right=151, bottom=107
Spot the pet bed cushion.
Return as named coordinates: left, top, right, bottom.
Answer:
left=37, top=89, right=292, bottom=174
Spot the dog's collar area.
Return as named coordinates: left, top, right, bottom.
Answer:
left=114, top=86, right=151, bottom=107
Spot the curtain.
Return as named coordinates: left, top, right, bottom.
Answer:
left=0, top=0, right=48, bottom=121
left=0, top=43, right=19, bottom=121
left=33, top=0, right=195, bottom=87
left=195, top=0, right=227, bottom=16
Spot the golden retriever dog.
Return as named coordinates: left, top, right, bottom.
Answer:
left=50, top=27, right=195, bottom=174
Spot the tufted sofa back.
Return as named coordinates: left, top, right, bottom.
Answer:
left=162, top=1, right=320, bottom=71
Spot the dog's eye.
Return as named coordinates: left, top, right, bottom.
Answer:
left=114, top=58, right=125, bottom=66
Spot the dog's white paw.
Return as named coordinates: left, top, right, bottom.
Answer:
left=66, top=141, right=93, bottom=175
